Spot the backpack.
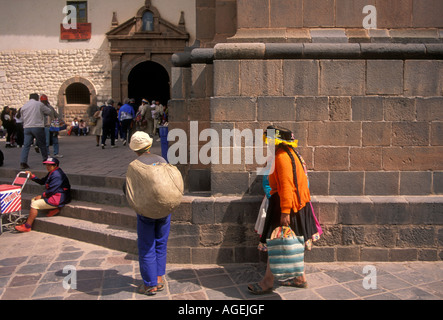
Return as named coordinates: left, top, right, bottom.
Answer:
left=135, top=110, right=147, bottom=127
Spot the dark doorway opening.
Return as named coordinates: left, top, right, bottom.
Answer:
left=128, top=61, right=170, bottom=109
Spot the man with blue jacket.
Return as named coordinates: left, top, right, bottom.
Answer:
left=15, top=157, right=71, bottom=232
left=118, top=99, right=136, bottom=146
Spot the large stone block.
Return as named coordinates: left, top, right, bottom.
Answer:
left=431, top=122, right=443, bottom=146
left=338, top=198, right=374, bottom=224
left=214, top=60, right=239, bottom=97
left=377, top=0, right=413, bottom=28
left=352, top=96, right=383, bottom=121
left=270, top=0, right=303, bottom=28
left=336, top=247, right=360, bottom=261
left=383, top=147, right=443, bottom=171
left=320, top=60, right=365, bottom=96
left=191, top=64, right=213, bottom=98
left=362, top=122, right=391, bottom=146
left=237, top=0, right=269, bottom=28
left=196, top=5, right=216, bottom=40
left=210, top=97, right=256, bottom=122
left=308, top=122, right=361, bottom=146
left=187, top=98, right=210, bottom=121
left=392, top=122, right=430, bottom=146
left=303, top=0, right=335, bottom=27
left=383, top=97, right=416, bottom=121
left=404, top=60, right=443, bottom=96
left=397, top=226, right=436, bottom=248
left=350, top=147, right=383, bottom=171
left=329, top=97, right=351, bottom=121
left=433, top=172, right=443, bottom=194
left=168, top=99, right=188, bottom=122
left=400, top=172, right=432, bottom=195
left=257, top=96, right=296, bottom=121
left=407, top=196, right=443, bottom=223
left=335, top=0, right=376, bottom=28
left=365, top=172, right=400, bottom=195
left=308, top=172, right=329, bottom=195
left=314, top=147, right=349, bottom=171
left=211, top=171, right=250, bottom=195
left=283, top=60, right=319, bottom=96
left=191, top=197, right=215, bottom=224
left=296, top=97, right=328, bottom=121
left=366, top=60, right=404, bottom=95
left=240, top=60, right=283, bottom=96
left=311, top=196, right=338, bottom=223
left=215, top=0, right=238, bottom=36
left=412, top=0, right=443, bottom=28
left=416, top=97, right=443, bottom=121
left=361, top=248, right=389, bottom=261
left=171, top=67, right=191, bottom=99
left=330, top=172, right=364, bottom=195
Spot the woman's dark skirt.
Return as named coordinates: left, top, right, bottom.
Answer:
left=261, top=193, right=320, bottom=250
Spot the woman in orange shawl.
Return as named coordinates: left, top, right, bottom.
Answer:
left=248, top=126, right=321, bottom=295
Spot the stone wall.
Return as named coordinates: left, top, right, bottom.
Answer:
left=236, top=0, right=443, bottom=29
left=0, top=49, right=112, bottom=121
left=207, top=43, right=443, bottom=197
left=169, top=42, right=443, bottom=262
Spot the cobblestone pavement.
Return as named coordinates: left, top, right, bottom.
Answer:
left=0, top=135, right=442, bottom=301
left=0, top=231, right=441, bottom=301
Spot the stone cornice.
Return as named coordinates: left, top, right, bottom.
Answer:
left=172, top=43, right=443, bottom=67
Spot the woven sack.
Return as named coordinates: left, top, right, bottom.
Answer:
left=125, top=160, right=184, bottom=219
left=267, top=226, right=305, bottom=280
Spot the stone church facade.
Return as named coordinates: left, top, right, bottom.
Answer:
left=0, top=0, right=442, bottom=262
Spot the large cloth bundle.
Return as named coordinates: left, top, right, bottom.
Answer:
left=125, top=160, right=184, bottom=219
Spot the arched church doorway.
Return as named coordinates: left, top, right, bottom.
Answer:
left=128, top=61, right=170, bottom=108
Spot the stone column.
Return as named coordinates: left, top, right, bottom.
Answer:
left=110, top=52, right=122, bottom=103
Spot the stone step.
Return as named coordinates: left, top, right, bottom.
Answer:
left=0, top=177, right=127, bottom=207
left=32, top=214, right=138, bottom=255
left=3, top=168, right=442, bottom=262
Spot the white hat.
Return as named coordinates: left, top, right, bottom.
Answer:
left=129, top=131, right=153, bottom=152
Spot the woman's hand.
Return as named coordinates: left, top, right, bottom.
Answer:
left=280, top=213, right=290, bottom=226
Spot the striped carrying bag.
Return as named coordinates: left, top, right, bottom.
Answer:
left=267, top=226, right=305, bottom=280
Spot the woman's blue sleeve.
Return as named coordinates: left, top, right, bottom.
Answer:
left=262, top=175, right=271, bottom=199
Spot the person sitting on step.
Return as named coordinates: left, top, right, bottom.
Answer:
left=15, top=157, right=71, bottom=232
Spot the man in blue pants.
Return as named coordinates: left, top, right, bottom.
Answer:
left=136, top=214, right=170, bottom=295
left=19, top=93, right=52, bottom=169
left=126, top=131, right=170, bottom=296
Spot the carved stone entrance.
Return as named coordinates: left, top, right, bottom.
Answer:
left=106, top=0, right=189, bottom=104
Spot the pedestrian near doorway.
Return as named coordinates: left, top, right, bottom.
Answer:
left=118, top=99, right=136, bottom=145
left=1, top=106, right=14, bottom=148
left=40, top=94, right=63, bottom=158
left=19, top=93, right=52, bottom=169
left=101, top=99, right=118, bottom=149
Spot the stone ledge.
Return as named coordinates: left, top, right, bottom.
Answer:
left=172, top=43, right=443, bottom=66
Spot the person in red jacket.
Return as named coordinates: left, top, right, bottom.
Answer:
left=15, top=157, right=71, bottom=232
left=248, top=126, right=321, bottom=295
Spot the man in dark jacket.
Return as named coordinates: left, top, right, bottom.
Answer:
left=15, top=157, right=71, bottom=232
left=101, top=98, right=118, bottom=149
